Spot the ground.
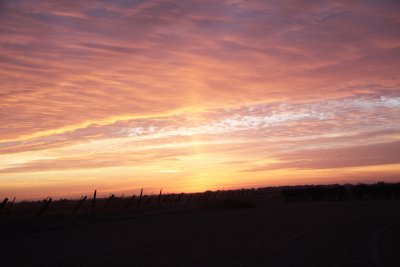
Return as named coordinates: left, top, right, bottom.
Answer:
left=1, top=200, right=399, bottom=266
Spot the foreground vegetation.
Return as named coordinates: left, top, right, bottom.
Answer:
left=1, top=182, right=399, bottom=225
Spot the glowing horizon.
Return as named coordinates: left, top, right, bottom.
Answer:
left=1, top=0, right=400, bottom=200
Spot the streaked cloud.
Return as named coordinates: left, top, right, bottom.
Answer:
left=1, top=0, right=399, bottom=199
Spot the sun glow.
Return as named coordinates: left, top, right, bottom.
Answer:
left=1, top=0, right=400, bottom=199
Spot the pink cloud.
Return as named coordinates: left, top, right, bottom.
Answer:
left=1, top=0, right=399, bottom=198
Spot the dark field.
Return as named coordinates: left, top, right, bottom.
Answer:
left=1, top=184, right=400, bottom=266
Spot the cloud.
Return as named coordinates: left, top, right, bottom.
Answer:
left=1, top=95, right=399, bottom=175
left=243, top=141, right=400, bottom=172
left=1, top=0, right=400, bottom=198
left=1, top=0, right=399, bottom=139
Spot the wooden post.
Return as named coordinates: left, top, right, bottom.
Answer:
left=4, top=197, right=16, bottom=221
left=0, top=198, right=8, bottom=213
left=38, top=197, right=52, bottom=217
left=163, top=194, right=169, bottom=203
left=157, top=189, right=162, bottom=203
left=137, top=188, right=143, bottom=209
left=103, top=194, right=115, bottom=212
left=73, top=196, right=87, bottom=214
left=118, top=194, right=124, bottom=206
left=175, top=193, right=184, bottom=203
left=126, top=194, right=135, bottom=208
left=145, top=195, right=154, bottom=205
left=168, top=194, right=173, bottom=203
left=91, top=190, right=97, bottom=215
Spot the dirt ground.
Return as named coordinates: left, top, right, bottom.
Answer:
left=1, top=200, right=399, bottom=266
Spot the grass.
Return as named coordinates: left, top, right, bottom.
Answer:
left=1, top=182, right=399, bottom=225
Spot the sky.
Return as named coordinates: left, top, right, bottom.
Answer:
left=1, top=0, right=400, bottom=200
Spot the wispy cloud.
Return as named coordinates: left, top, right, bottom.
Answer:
left=1, top=0, right=399, bottom=198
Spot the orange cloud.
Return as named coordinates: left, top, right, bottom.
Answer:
left=1, top=0, right=399, bottom=199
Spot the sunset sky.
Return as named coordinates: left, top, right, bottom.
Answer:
left=1, top=0, right=400, bottom=200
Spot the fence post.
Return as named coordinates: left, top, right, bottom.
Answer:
left=162, top=194, right=169, bottom=204
left=103, top=194, right=115, bottom=212
left=157, top=189, right=162, bottom=203
left=91, top=190, right=97, bottom=215
left=126, top=194, right=135, bottom=208
left=175, top=193, right=184, bottom=203
left=117, top=194, right=124, bottom=206
left=0, top=198, right=8, bottom=213
left=38, top=197, right=52, bottom=217
left=137, top=188, right=143, bottom=209
left=4, top=197, right=16, bottom=221
left=73, top=196, right=87, bottom=214
left=145, top=195, right=154, bottom=205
